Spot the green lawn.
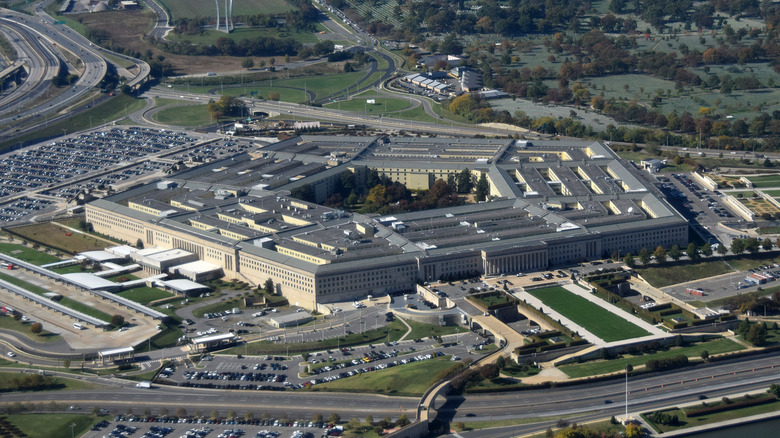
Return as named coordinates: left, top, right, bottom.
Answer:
left=528, top=286, right=649, bottom=342
left=8, top=222, right=109, bottom=254
left=324, top=96, right=413, bottom=114
left=312, top=356, right=458, bottom=396
left=0, top=314, right=59, bottom=342
left=0, top=372, right=100, bottom=392
left=637, top=260, right=735, bottom=287
left=403, top=319, right=467, bottom=339
left=559, top=338, right=745, bottom=378
left=57, top=297, right=112, bottom=324
left=153, top=104, right=215, bottom=126
left=5, top=413, right=97, bottom=438
left=643, top=397, right=780, bottom=433
left=0, top=243, right=60, bottom=265
left=221, top=85, right=309, bottom=103
left=747, top=175, right=780, bottom=188
left=117, top=287, right=174, bottom=305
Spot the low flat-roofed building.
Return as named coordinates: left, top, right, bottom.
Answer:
left=190, top=333, right=236, bottom=352
left=78, top=250, right=127, bottom=264
left=173, top=260, right=223, bottom=282
left=98, top=346, right=135, bottom=365
left=131, top=248, right=198, bottom=274
left=161, top=279, right=211, bottom=296
left=61, top=272, right=121, bottom=292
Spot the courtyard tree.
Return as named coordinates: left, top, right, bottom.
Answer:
left=475, top=173, right=489, bottom=202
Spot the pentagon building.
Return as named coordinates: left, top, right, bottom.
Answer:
left=86, top=136, right=687, bottom=310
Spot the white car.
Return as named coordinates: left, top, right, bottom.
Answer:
left=6, top=352, right=15, bottom=358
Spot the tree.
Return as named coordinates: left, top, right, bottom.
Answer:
left=264, top=278, right=275, bottom=294
left=456, top=169, right=473, bottom=194
left=30, top=322, right=42, bottom=335
left=746, top=323, right=767, bottom=346
left=347, top=418, right=361, bottom=430
left=136, top=238, right=144, bottom=249
left=111, top=314, right=125, bottom=327
left=717, top=244, right=728, bottom=256
left=623, top=253, right=636, bottom=268
left=241, top=58, right=255, bottom=69
left=63, top=360, right=70, bottom=369
left=328, top=413, right=341, bottom=424
left=669, top=244, right=681, bottom=261
left=365, top=415, right=374, bottom=425
left=686, top=242, right=699, bottom=261
left=762, top=238, right=774, bottom=251
left=700, top=350, right=709, bottom=361
left=653, top=246, right=667, bottom=264
left=700, top=244, right=713, bottom=257
left=731, top=238, right=745, bottom=255
left=475, top=173, right=489, bottom=202
left=625, top=423, right=642, bottom=438
left=639, top=247, right=650, bottom=265
left=745, top=237, right=760, bottom=254
left=396, top=414, right=410, bottom=427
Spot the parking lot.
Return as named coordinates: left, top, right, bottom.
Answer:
left=0, top=128, right=265, bottom=225
left=662, top=264, right=780, bottom=303
left=81, top=417, right=333, bottom=438
left=157, top=331, right=480, bottom=393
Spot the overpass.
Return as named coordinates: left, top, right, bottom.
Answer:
left=0, top=60, right=28, bottom=84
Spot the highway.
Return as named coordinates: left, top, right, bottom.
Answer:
left=1, top=350, right=778, bottom=431
left=149, top=88, right=521, bottom=137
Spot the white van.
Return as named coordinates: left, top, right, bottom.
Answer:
left=72, top=322, right=84, bottom=330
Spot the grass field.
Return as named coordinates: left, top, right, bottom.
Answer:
left=159, top=0, right=296, bottom=20
left=117, top=287, right=174, bottom=305
left=153, top=104, right=215, bottom=127
left=643, top=397, right=780, bottom=433
left=747, top=175, right=780, bottom=188
left=166, top=26, right=321, bottom=45
left=8, top=222, right=109, bottom=254
left=220, top=85, right=309, bottom=103
left=637, top=259, right=736, bottom=287
left=57, top=297, right=112, bottom=323
left=0, top=372, right=99, bottom=391
left=560, top=338, right=745, bottom=378
left=0, top=313, right=59, bottom=341
left=324, top=96, right=413, bottom=114
left=403, top=319, right=467, bottom=339
left=0, top=243, right=60, bottom=265
left=313, top=356, right=457, bottom=396
left=527, top=286, right=649, bottom=342
left=5, top=413, right=98, bottom=438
